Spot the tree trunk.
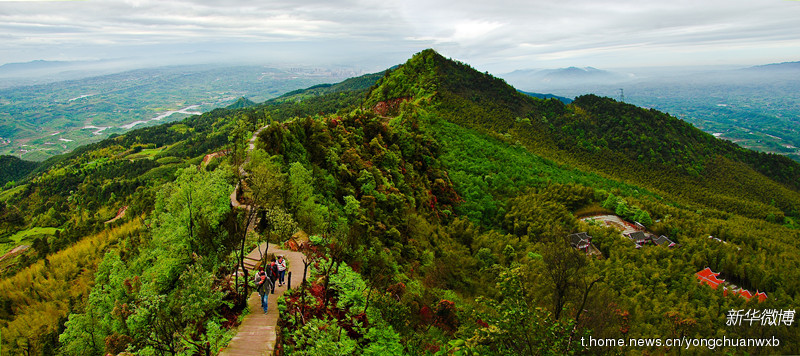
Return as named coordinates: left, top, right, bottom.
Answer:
left=300, top=257, right=310, bottom=323
left=363, top=284, right=374, bottom=315
left=322, top=258, right=337, bottom=308
left=567, top=277, right=602, bottom=352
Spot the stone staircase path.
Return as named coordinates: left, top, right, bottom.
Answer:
left=219, top=243, right=305, bottom=355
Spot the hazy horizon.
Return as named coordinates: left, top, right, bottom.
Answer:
left=2, top=0, right=800, bottom=75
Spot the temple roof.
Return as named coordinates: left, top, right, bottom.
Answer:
left=696, top=267, right=724, bottom=289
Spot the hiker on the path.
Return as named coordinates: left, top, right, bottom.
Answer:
left=255, top=267, right=272, bottom=314
left=268, top=260, right=279, bottom=293
left=276, top=255, right=287, bottom=287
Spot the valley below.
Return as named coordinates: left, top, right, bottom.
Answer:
left=1, top=50, right=798, bottom=355
left=0, top=64, right=355, bottom=161
left=503, top=63, right=800, bottom=161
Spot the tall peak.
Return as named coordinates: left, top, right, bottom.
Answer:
left=367, top=48, right=518, bottom=106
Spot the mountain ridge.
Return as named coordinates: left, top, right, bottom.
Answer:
left=367, top=49, right=800, bottom=218
left=747, top=61, right=800, bottom=71
left=2, top=49, right=800, bottom=355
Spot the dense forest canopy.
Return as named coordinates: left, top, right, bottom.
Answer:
left=0, top=155, right=39, bottom=186
left=1, top=49, right=798, bottom=355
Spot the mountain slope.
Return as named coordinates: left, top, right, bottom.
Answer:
left=747, top=61, right=800, bottom=72
left=366, top=49, right=800, bottom=220
left=259, top=50, right=800, bottom=354
left=226, top=96, right=256, bottom=109
left=512, top=62, right=800, bottom=162
left=519, top=90, right=573, bottom=104
left=2, top=50, right=800, bottom=355
left=0, top=156, right=39, bottom=186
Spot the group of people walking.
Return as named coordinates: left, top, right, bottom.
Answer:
left=254, top=255, right=287, bottom=314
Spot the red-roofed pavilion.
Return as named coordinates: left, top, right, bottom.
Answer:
left=738, top=289, right=754, bottom=300
left=696, top=267, right=725, bottom=289
left=756, top=291, right=768, bottom=302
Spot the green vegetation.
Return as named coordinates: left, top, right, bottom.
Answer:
left=0, top=65, right=349, bottom=161
left=0, top=49, right=799, bottom=355
left=428, top=115, right=655, bottom=227
left=0, top=220, right=140, bottom=355
left=625, top=75, right=800, bottom=161
left=7, top=226, right=60, bottom=243
left=0, top=155, right=39, bottom=186
left=0, top=184, right=25, bottom=202
left=59, top=167, right=235, bottom=355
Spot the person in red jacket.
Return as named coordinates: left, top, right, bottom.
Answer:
left=268, top=261, right=279, bottom=293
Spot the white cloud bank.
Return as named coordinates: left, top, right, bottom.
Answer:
left=1, top=0, right=799, bottom=71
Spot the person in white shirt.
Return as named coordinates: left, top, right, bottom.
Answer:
left=276, top=255, right=287, bottom=287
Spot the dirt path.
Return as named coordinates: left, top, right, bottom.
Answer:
left=219, top=244, right=305, bottom=356
left=104, top=206, right=128, bottom=224
left=0, top=245, right=29, bottom=263
left=231, top=124, right=269, bottom=209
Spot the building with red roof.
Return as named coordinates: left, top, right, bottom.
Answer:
left=738, top=289, right=754, bottom=300
left=696, top=267, right=725, bottom=289
left=696, top=268, right=767, bottom=302
left=728, top=288, right=768, bottom=302
left=756, top=291, right=768, bottom=302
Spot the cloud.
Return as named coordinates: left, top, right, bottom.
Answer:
left=1, top=0, right=799, bottom=70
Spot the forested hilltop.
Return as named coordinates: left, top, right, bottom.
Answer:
left=1, top=49, right=798, bottom=355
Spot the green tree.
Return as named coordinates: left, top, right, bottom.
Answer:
left=615, top=200, right=628, bottom=217
left=246, top=149, right=286, bottom=210
left=60, top=167, right=233, bottom=355
left=542, top=239, right=587, bottom=320
left=343, top=195, right=361, bottom=220
left=288, top=162, right=329, bottom=234
left=637, top=210, right=653, bottom=226
left=288, top=162, right=314, bottom=211
left=464, top=265, right=578, bottom=355
left=601, top=193, right=617, bottom=210
left=152, top=166, right=233, bottom=265
left=234, top=149, right=290, bottom=304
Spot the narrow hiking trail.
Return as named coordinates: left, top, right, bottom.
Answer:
left=220, top=244, right=305, bottom=356
left=231, top=124, right=269, bottom=209
left=221, top=123, right=307, bottom=355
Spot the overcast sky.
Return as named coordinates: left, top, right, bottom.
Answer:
left=2, top=0, right=800, bottom=72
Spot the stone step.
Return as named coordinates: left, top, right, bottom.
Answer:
left=221, top=244, right=301, bottom=356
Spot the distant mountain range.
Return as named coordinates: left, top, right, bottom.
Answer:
left=2, top=49, right=799, bottom=355
left=746, top=61, right=800, bottom=72
left=500, top=60, right=800, bottom=161
left=0, top=59, right=135, bottom=88
left=0, top=60, right=74, bottom=73
left=502, top=60, right=800, bottom=91
left=502, top=66, right=630, bottom=88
